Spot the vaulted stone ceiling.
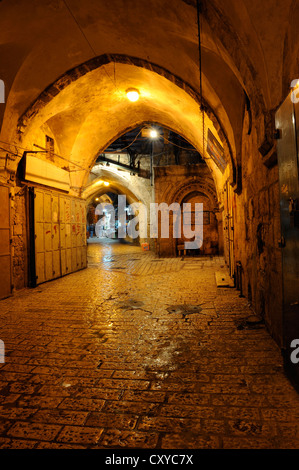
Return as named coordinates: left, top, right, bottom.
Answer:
left=0, top=0, right=298, bottom=192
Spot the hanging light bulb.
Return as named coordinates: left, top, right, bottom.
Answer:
left=126, top=88, right=140, bottom=102
left=150, top=129, right=158, bottom=139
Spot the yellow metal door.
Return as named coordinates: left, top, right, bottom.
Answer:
left=34, top=188, right=87, bottom=285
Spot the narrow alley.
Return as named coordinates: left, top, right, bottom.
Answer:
left=0, top=0, right=299, bottom=453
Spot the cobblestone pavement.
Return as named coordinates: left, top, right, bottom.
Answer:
left=0, top=239, right=299, bottom=449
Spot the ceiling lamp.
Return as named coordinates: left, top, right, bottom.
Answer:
left=150, top=129, right=158, bottom=139
left=126, top=88, right=140, bottom=102
left=103, top=181, right=110, bottom=187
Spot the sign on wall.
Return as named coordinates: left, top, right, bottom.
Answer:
left=25, top=155, right=70, bottom=192
left=207, top=129, right=227, bottom=173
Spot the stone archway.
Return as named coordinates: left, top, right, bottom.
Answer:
left=177, top=190, right=219, bottom=256
left=154, top=164, right=220, bottom=257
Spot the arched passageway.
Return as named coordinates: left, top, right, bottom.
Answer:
left=0, top=0, right=299, bottom=449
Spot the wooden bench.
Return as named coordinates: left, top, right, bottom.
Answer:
left=177, top=244, right=187, bottom=256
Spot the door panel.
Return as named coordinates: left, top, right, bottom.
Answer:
left=276, top=92, right=299, bottom=388
left=66, top=224, right=71, bottom=248
left=52, top=223, right=59, bottom=251
left=61, top=249, right=66, bottom=276
left=0, top=230, right=10, bottom=253
left=53, top=250, right=61, bottom=279
left=35, top=252, right=45, bottom=284
left=35, top=191, right=44, bottom=222
left=44, top=193, right=52, bottom=222
left=66, top=248, right=72, bottom=274
left=45, top=251, right=53, bottom=281
left=35, top=222, right=44, bottom=253
left=71, top=248, right=77, bottom=272
left=65, top=199, right=71, bottom=223
left=223, top=181, right=235, bottom=277
left=33, top=188, right=87, bottom=285
left=76, top=247, right=82, bottom=269
left=60, top=224, right=66, bottom=249
left=44, top=222, right=52, bottom=252
left=59, top=197, right=65, bottom=223
left=82, top=246, right=87, bottom=268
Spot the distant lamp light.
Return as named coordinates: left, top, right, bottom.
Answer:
left=103, top=181, right=110, bottom=187
left=95, top=198, right=99, bottom=201
left=150, top=129, right=158, bottom=139
left=126, top=88, right=140, bottom=102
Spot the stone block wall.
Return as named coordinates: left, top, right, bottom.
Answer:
left=10, top=183, right=27, bottom=291
left=233, top=109, right=283, bottom=346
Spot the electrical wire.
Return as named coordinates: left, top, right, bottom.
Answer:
left=196, top=0, right=203, bottom=111
left=99, top=128, right=145, bottom=155
left=163, top=136, right=200, bottom=152
left=62, top=0, right=121, bottom=95
left=62, top=0, right=97, bottom=57
left=196, top=0, right=206, bottom=160
left=99, top=128, right=209, bottom=156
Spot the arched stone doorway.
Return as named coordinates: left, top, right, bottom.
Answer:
left=177, top=190, right=219, bottom=256
left=154, top=164, right=221, bottom=257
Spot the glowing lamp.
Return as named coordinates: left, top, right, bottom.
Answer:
left=126, top=88, right=140, bottom=102
left=150, top=129, right=158, bottom=139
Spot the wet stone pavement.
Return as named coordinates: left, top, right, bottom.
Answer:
left=0, top=240, right=299, bottom=449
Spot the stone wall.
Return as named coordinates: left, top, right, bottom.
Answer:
left=10, top=183, right=27, bottom=291
left=233, top=109, right=283, bottom=346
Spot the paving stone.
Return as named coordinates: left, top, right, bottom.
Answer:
left=227, top=419, right=276, bottom=437
left=102, top=400, right=160, bottom=416
left=37, top=441, right=85, bottom=449
left=73, top=388, right=122, bottom=401
left=0, top=419, right=14, bottom=434
left=167, top=392, right=210, bottom=406
left=97, top=379, right=151, bottom=390
left=138, top=416, right=202, bottom=433
left=161, top=433, right=221, bottom=449
left=0, top=438, right=38, bottom=449
left=32, top=409, right=89, bottom=425
left=99, top=429, right=159, bottom=448
left=17, top=395, right=64, bottom=409
left=86, top=412, right=138, bottom=430
left=56, top=425, right=104, bottom=445
left=0, top=246, right=299, bottom=449
left=58, top=397, right=105, bottom=412
left=122, top=390, right=166, bottom=403
left=222, top=436, right=278, bottom=449
left=7, top=422, right=62, bottom=441
left=0, top=406, right=37, bottom=420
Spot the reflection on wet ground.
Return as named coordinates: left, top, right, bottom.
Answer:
left=0, top=239, right=299, bottom=449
